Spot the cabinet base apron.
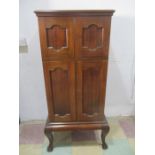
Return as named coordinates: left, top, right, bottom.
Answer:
left=44, top=117, right=110, bottom=152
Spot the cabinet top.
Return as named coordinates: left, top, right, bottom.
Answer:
left=34, top=10, right=115, bottom=17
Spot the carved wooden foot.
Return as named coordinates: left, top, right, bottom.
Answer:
left=101, top=126, right=110, bottom=149
left=44, top=129, right=53, bottom=152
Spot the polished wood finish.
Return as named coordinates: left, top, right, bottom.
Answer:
left=35, top=10, right=114, bottom=151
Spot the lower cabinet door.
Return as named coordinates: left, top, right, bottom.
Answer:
left=43, top=61, right=76, bottom=122
left=77, top=60, right=108, bottom=121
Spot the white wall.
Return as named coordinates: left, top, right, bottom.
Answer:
left=19, top=0, right=135, bottom=121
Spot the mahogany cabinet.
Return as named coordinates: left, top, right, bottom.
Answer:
left=35, top=10, right=115, bottom=151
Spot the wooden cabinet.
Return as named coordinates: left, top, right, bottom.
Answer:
left=35, top=10, right=115, bottom=152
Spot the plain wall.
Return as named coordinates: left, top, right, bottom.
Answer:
left=19, top=0, right=135, bottom=121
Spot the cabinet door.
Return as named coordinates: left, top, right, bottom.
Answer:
left=39, top=17, right=74, bottom=60
left=43, top=61, right=76, bottom=122
left=77, top=61, right=108, bottom=121
left=75, top=17, right=111, bottom=58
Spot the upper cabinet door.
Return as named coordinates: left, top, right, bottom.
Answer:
left=75, top=17, right=111, bottom=58
left=38, top=17, right=74, bottom=60
left=43, top=61, right=76, bottom=122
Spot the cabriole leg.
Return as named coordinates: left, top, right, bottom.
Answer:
left=101, top=126, right=110, bottom=149
left=44, top=129, right=53, bottom=152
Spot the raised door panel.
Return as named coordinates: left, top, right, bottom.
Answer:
left=75, top=17, right=111, bottom=58
left=43, top=61, right=76, bottom=122
left=77, top=61, right=108, bottom=121
left=39, top=17, right=74, bottom=60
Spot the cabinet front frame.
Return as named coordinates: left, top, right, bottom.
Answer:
left=37, top=15, right=112, bottom=123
